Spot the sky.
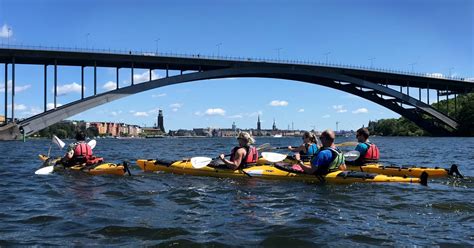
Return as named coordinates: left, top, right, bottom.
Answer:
left=0, top=0, right=472, bottom=131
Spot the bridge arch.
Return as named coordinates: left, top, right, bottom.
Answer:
left=12, top=66, right=457, bottom=138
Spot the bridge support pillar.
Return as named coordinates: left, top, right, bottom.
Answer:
left=4, top=63, right=7, bottom=124
left=81, top=66, right=85, bottom=99
left=44, top=65, right=47, bottom=112
left=131, top=63, right=134, bottom=85
left=149, top=69, right=152, bottom=81
left=11, top=57, right=15, bottom=122
left=94, top=61, right=97, bottom=95
left=116, top=67, right=119, bottom=89
left=54, top=60, right=57, bottom=108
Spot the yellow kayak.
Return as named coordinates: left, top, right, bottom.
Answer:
left=38, top=154, right=130, bottom=176
left=136, top=159, right=428, bottom=185
left=256, top=158, right=461, bottom=178
left=346, top=163, right=462, bottom=178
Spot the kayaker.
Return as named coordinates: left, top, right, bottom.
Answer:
left=62, top=131, right=93, bottom=167
left=297, top=129, right=346, bottom=175
left=219, top=131, right=258, bottom=170
left=348, top=128, right=380, bottom=165
left=287, top=131, right=319, bottom=162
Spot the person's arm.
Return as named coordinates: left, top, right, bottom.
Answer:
left=300, top=151, right=331, bottom=174
left=219, top=148, right=245, bottom=170
left=65, top=143, right=75, bottom=159
left=288, top=144, right=305, bottom=152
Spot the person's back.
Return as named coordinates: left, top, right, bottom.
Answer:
left=64, top=131, right=93, bottom=166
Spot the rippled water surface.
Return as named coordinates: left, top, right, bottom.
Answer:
left=0, top=136, right=473, bottom=246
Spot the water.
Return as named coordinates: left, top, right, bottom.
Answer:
left=0, top=136, right=473, bottom=246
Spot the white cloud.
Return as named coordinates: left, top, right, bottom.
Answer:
left=172, top=108, right=179, bottom=112
left=269, top=100, right=288, bottom=107
left=322, top=114, right=330, bottom=118
left=333, top=105, right=347, bottom=113
left=103, top=81, right=117, bottom=91
left=152, top=93, right=167, bottom=98
left=56, top=82, right=83, bottom=96
left=0, top=81, right=32, bottom=93
left=110, top=110, right=123, bottom=116
left=134, top=112, right=149, bottom=117
left=47, top=103, right=62, bottom=110
left=133, top=71, right=160, bottom=83
left=205, top=108, right=226, bottom=116
left=352, top=108, right=368, bottom=114
left=228, top=114, right=243, bottom=118
left=248, top=111, right=263, bottom=117
left=169, top=103, right=183, bottom=108
left=0, top=24, right=12, bottom=38
left=298, top=108, right=304, bottom=112
left=196, top=108, right=226, bottom=116
left=7, top=103, right=27, bottom=111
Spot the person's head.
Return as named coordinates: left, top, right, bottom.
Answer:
left=356, top=128, right=369, bottom=142
left=75, top=131, right=86, bottom=141
left=302, top=131, right=317, bottom=144
left=237, top=131, right=255, bottom=146
left=320, top=129, right=335, bottom=147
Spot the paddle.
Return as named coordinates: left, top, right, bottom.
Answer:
left=269, top=141, right=357, bottom=150
left=35, top=138, right=97, bottom=175
left=260, top=150, right=360, bottom=163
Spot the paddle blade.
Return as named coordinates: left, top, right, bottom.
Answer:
left=88, top=139, right=97, bottom=150
left=261, top=152, right=288, bottom=163
left=344, top=151, right=360, bottom=161
left=35, top=165, right=55, bottom=175
left=52, top=135, right=65, bottom=149
left=190, top=157, right=213, bottom=169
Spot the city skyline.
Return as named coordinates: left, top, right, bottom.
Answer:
left=0, top=0, right=472, bottom=131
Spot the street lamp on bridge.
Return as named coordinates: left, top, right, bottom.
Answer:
left=275, top=48, right=282, bottom=60
left=323, top=52, right=331, bottom=64
left=369, top=57, right=376, bottom=68
left=85, top=33, right=90, bottom=49
left=216, top=43, right=222, bottom=56
left=155, top=38, right=160, bottom=55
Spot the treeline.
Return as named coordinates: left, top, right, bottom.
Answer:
left=36, top=122, right=99, bottom=139
left=368, top=93, right=474, bottom=136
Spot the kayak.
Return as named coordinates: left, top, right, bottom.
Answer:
left=256, top=158, right=462, bottom=178
left=346, top=163, right=463, bottom=178
left=136, top=159, right=428, bottom=185
left=38, top=154, right=131, bottom=176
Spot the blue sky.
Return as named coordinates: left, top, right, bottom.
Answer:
left=0, top=0, right=472, bottom=131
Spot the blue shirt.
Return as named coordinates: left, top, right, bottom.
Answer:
left=310, top=150, right=333, bottom=169
left=355, top=143, right=370, bottom=157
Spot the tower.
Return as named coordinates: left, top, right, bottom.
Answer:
left=158, top=109, right=165, bottom=133
left=257, top=115, right=261, bottom=131
left=272, top=118, right=277, bottom=131
left=232, top=121, right=236, bottom=131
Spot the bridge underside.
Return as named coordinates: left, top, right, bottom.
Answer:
left=0, top=66, right=462, bottom=140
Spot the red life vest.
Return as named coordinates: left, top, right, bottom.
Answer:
left=230, top=146, right=258, bottom=167
left=73, top=142, right=93, bottom=161
left=363, top=142, right=380, bottom=162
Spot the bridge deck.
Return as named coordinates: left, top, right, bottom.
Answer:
left=1, top=48, right=472, bottom=93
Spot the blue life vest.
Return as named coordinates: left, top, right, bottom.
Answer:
left=299, top=143, right=318, bottom=162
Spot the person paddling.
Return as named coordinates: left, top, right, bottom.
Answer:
left=347, top=128, right=380, bottom=166
left=287, top=131, right=319, bottom=162
left=62, top=131, right=93, bottom=167
left=219, top=131, right=258, bottom=170
left=297, top=129, right=346, bottom=175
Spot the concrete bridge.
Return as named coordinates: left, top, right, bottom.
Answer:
left=1, top=46, right=473, bottom=140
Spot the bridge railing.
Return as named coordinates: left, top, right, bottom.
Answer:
left=0, top=44, right=472, bottom=82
